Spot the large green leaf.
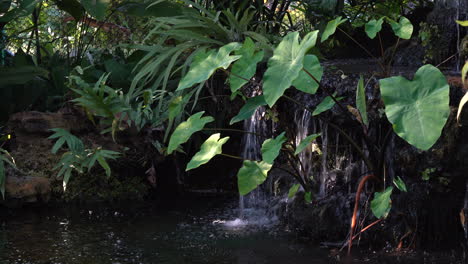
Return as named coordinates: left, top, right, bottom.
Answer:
left=186, top=133, right=229, bottom=171
left=295, top=133, right=321, bottom=155
left=178, top=43, right=242, bottom=91
left=388, top=16, right=413, bottom=39
left=263, top=31, right=319, bottom=107
left=380, top=65, right=449, bottom=150
left=365, top=17, right=384, bottom=39
left=292, top=55, right=323, bottom=94
left=229, top=38, right=264, bottom=93
left=321, top=16, right=347, bottom=42
left=54, top=0, right=85, bottom=21
left=312, top=94, right=344, bottom=116
left=237, top=160, right=272, bottom=196
left=0, top=0, right=39, bottom=23
left=261, top=132, right=287, bottom=164
left=80, top=0, right=109, bottom=21
left=0, top=66, right=49, bottom=87
left=371, top=187, right=393, bottom=219
left=229, top=95, right=266, bottom=125
left=167, top=111, right=214, bottom=154
left=356, top=75, right=368, bottom=126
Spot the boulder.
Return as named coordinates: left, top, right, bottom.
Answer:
left=3, top=173, right=51, bottom=207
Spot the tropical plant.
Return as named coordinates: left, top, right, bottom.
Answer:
left=49, top=128, right=120, bottom=191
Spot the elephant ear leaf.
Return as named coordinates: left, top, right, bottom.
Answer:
left=237, top=160, right=272, bottom=196
left=388, top=16, right=413, bottom=39
left=380, top=64, right=449, bottom=150
left=295, top=133, right=321, bottom=155
left=261, top=132, right=287, bottom=164
left=229, top=37, right=264, bottom=93
left=178, top=42, right=242, bottom=91
left=186, top=133, right=229, bottom=171
left=292, top=55, right=323, bottom=95
left=167, top=111, right=214, bottom=154
left=263, top=31, right=319, bottom=107
left=365, top=17, right=384, bottom=39
left=371, top=187, right=393, bottom=219
left=230, top=96, right=267, bottom=125
left=321, top=16, right=347, bottom=42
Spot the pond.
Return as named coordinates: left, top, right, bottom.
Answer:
left=0, top=197, right=332, bottom=264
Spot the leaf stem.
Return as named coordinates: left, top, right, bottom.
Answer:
left=202, top=128, right=268, bottom=138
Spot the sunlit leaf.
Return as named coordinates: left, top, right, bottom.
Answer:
left=178, top=43, right=242, bottom=91
left=393, top=176, right=407, bottom=192
left=388, top=16, right=413, bottom=39
left=295, top=133, right=321, bottom=155
left=261, top=132, right=287, bottom=164
left=263, top=31, right=319, bottom=106
left=229, top=96, right=266, bottom=125
left=237, top=160, right=272, bottom=196
left=371, top=187, right=393, bottom=219
left=365, top=17, right=384, bottom=39
left=321, top=16, right=347, bottom=42
left=380, top=65, right=449, bottom=150
left=288, top=184, right=300, bottom=198
left=456, top=20, right=468, bottom=26
left=186, top=133, right=229, bottom=171
left=167, top=111, right=214, bottom=154
left=292, top=55, right=323, bottom=94
left=229, top=38, right=264, bottom=93
left=356, top=75, right=368, bottom=126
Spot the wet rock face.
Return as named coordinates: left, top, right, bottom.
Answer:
left=3, top=169, right=51, bottom=207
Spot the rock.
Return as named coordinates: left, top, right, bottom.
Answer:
left=4, top=173, right=51, bottom=206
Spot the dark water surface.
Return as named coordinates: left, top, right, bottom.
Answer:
left=0, top=198, right=331, bottom=264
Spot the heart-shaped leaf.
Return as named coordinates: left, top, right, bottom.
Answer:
left=295, top=133, right=321, bottom=155
left=261, top=132, right=287, bottom=164
left=356, top=75, right=368, bottom=126
left=229, top=37, right=264, bottom=93
left=263, top=31, right=319, bottom=107
left=321, top=16, right=347, bottom=42
left=380, top=64, right=449, bottom=150
left=288, top=184, right=300, bottom=198
left=292, top=55, right=323, bottom=94
left=230, top=95, right=267, bottom=125
left=313, top=94, right=344, bottom=116
left=393, top=176, right=407, bottom=192
left=388, top=16, right=413, bottom=39
left=167, top=111, right=214, bottom=154
left=178, top=43, right=242, bottom=91
left=365, top=17, right=384, bottom=39
left=237, top=160, right=272, bottom=196
left=371, top=187, right=393, bottom=219
left=186, top=133, right=229, bottom=171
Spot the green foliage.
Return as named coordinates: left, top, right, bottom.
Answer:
left=0, top=148, right=15, bottom=199
left=167, top=111, right=214, bottom=154
left=186, top=133, right=229, bottom=171
left=288, top=183, right=300, bottom=198
left=229, top=95, right=266, bottom=125
left=393, top=176, right=407, bottom=192
left=80, top=0, right=108, bottom=20
left=0, top=66, right=49, bottom=87
left=421, top=167, right=435, bottom=181
left=49, top=129, right=120, bottom=191
left=364, top=18, right=384, bottom=39
left=263, top=31, right=318, bottom=106
left=177, top=43, right=242, bottom=91
left=237, top=160, right=272, bottom=196
left=456, top=20, right=468, bottom=27
left=356, top=75, right=368, bottom=126
left=313, top=94, right=344, bottom=116
left=380, top=65, right=450, bottom=150
left=371, top=187, right=393, bottom=219
left=229, top=37, right=264, bottom=93
left=388, top=16, right=413, bottom=39
left=321, top=16, right=347, bottom=42
left=295, top=133, right=321, bottom=155
left=292, top=55, right=323, bottom=94
left=304, top=191, right=312, bottom=203
left=261, top=132, right=287, bottom=164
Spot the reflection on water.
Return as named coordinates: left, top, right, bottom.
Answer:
left=0, top=198, right=329, bottom=264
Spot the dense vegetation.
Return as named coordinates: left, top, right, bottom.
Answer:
left=1, top=0, right=467, bottom=256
